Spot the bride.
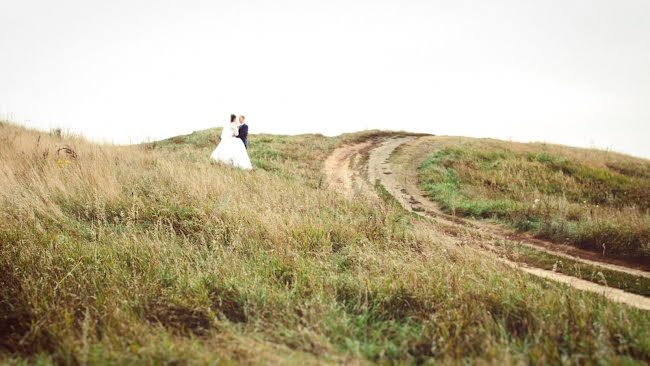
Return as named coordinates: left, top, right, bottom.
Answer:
left=210, top=114, right=252, bottom=170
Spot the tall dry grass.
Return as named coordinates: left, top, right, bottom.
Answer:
left=1, top=122, right=649, bottom=364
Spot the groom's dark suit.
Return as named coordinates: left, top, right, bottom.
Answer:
left=238, top=123, right=249, bottom=149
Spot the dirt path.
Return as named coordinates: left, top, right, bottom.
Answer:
left=323, top=141, right=373, bottom=198
left=517, top=264, right=650, bottom=311
left=325, top=137, right=650, bottom=311
left=323, top=141, right=374, bottom=198
left=368, top=137, right=465, bottom=227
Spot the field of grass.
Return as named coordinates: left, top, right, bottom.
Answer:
left=1, top=122, right=649, bottom=364
left=418, top=137, right=650, bottom=262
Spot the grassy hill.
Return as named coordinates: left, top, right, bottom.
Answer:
left=415, top=137, right=650, bottom=262
left=1, top=121, right=649, bottom=365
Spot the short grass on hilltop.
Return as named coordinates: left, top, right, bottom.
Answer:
left=417, top=136, right=650, bottom=262
left=150, top=127, right=339, bottom=186
left=1, top=122, right=649, bottom=365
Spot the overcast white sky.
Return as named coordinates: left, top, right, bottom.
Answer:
left=1, top=0, right=649, bottom=157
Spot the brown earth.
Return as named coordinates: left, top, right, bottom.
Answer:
left=323, top=141, right=372, bottom=199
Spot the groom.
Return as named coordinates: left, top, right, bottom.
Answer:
left=238, top=115, right=249, bottom=149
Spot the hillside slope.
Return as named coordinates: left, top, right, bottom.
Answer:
left=327, top=135, right=650, bottom=300
left=415, top=136, right=650, bottom=262
left=1, top=122, right=649, bottom=365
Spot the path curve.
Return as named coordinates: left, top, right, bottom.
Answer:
left=325, top=136, right=650, bottom=311
left=370, top=137, right=650, bottom=279
left=323, top=141, right=371, bottom=198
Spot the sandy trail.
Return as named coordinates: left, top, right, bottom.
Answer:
left=323, top=141, right=372, bottom=198
left=518, top=264, right=650, bottom=311
left=325, top=136, right=650, bottom=311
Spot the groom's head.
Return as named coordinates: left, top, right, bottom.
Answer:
left=239, top=115, right=246, bottom=124
left=230, top=114, right=236, bottom=122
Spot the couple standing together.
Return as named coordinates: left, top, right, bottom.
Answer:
left=210, top=114, right=252, bottom=170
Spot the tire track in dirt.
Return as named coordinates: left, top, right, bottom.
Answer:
left=323, top=141, right=372, bottom=198
left=325, top=136, right=650, bottom=311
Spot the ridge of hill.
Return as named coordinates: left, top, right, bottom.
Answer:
left=1, top=121, right=648, bottom=365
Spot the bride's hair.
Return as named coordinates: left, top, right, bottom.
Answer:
left=230, top=114, right=237, bottom=122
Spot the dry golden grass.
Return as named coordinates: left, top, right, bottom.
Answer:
left=1, top=122, right=649, bottom=364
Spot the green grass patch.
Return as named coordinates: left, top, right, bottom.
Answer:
left=419, top=144, right=650, bottom=262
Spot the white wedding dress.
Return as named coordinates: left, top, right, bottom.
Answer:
left=210, top=122, right=252, bottom=170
